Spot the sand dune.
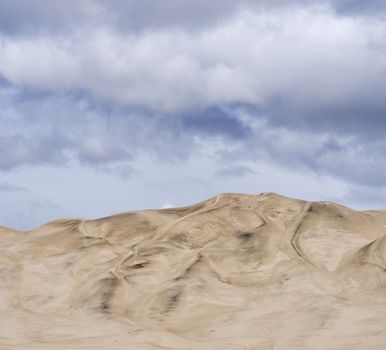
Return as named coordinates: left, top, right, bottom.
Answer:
left=1, top=192, right=386, bottom=349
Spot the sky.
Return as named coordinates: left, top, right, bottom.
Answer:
left=1, top=0, right=386, bottom=230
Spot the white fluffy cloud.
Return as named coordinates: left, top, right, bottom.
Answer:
left=1, top=7, right=386, bottom=113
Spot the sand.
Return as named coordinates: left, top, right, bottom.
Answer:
left=0, top=192, right=385, bottom=349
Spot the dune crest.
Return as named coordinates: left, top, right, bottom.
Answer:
left=1, top=192, right=386, bottom=349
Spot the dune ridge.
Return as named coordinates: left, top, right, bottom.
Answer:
left=1, top=192, right=386, bottom=349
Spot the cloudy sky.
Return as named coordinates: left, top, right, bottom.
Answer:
left=1, top=0, right=386, bottom=230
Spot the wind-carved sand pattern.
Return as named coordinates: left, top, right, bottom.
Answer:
left=1, top=193, right=386, bottom=349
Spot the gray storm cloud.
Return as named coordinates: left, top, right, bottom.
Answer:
left=1, top=1, right=386, bottom=35
left=1, top=6, right=386, bottom=121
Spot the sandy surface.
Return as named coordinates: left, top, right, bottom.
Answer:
left=1, top=192, right=386, bottom=349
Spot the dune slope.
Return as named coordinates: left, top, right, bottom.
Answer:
left=1, top=192, right=386, bottom=349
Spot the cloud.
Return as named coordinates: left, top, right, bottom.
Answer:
left=1, top=6, right=386, bottom=121
left=160, top=201, right=176, bottom=209
left=0, top=0, right=104, bottom=36
left=183, top=107, right=252, bottom=140
left=334, top=0, right=386, bottom=15
left=0, top=182, right=27, bottom=192
left=217, top=113, right=386, bottom=188
left=0, top=0, right=305, bottom=36
left=2, top=1, right=385, bottom=38
left=0, top=85, right=198, bottom=171
left=216, top=165, right=255, bottom=177
left=0, top=133, right=67, bottom=170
